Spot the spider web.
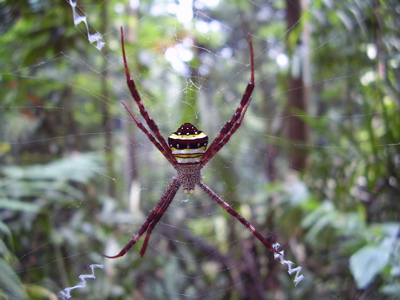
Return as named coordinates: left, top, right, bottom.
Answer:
left=0, top=0, right=399, bottom=299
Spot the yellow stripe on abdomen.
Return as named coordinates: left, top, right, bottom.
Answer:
left=168, top=123, right=208, bottom=164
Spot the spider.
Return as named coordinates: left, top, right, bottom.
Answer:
left=102, top=27, right=280, bottom=259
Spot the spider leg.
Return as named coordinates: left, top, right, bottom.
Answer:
left=200, top=99, right=251, bottom=169
left=200, top=33, right=255, bottom=168
left=139, top=185, right=176, bottom=256
left=122, top=101, right=178, bottom=167
left=198, top=182, right=280, bottom=255
left=102, top=178, right=181, bottom=259
left=120, top=27, right=177, bottom=166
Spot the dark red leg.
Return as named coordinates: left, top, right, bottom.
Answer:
left=139, top=181, right=180, bottom=256
left=200, top=33, right=255, bottom=168
left=198, top=182, right=280, bottom=255
left=102, top=178, right=181, bottom=259
left=120, top=27, right=177, bottom=166
left=200, top=99, right=251, bottom=168
left=122, top=101, right=178, bottom=167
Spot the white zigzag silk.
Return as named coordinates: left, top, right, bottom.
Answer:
left=66, top=0, right=105, bottom=50
left=273, top=243, right=305, bottom=286
left=58, top=264, right=104, bottom=299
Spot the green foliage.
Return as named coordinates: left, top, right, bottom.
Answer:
left=0, top=258, right=27, bottom=300
left=0, top=154, right=104, bottom=299
left=0, top=0, right=399, bottom=299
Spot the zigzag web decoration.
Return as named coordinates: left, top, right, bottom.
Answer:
left=273, top=243, right=305, bottom=286
left=65, top=0, right=106, bottom=50
left=58, top=264, right=104, bottom=299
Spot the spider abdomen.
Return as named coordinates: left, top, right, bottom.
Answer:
left=168, top=123, right=208, bottom=164
left=176, top=164, right=202, bottom=194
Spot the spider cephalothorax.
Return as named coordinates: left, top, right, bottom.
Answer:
left=102, top=27, right=281, bottom=259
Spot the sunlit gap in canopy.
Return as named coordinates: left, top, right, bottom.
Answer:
left=148, top=0, right=223, bottom=76
left=115, top=0, right=223, bottom=75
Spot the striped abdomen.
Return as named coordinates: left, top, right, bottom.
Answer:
left=168, top=123, right=208, bottom=164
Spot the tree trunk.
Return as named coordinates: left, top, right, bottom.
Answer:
left=286, top=0, right=310, bottom=171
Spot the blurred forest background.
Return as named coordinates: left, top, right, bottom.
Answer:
left=0, top=0, right=399, bottom=299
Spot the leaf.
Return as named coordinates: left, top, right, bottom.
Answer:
left=2, top=153, right=103, bottom=184
left=25, top=284, right=58, bottom=299
left=0, top=258, right=27, bottom=300
left=0, top=199, right=41, bottom=213
left=349, top=245, right=390, bottom=289
left=0, top=221, right=12, bottom=236
left=381, top=284, right=400, bottom=296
